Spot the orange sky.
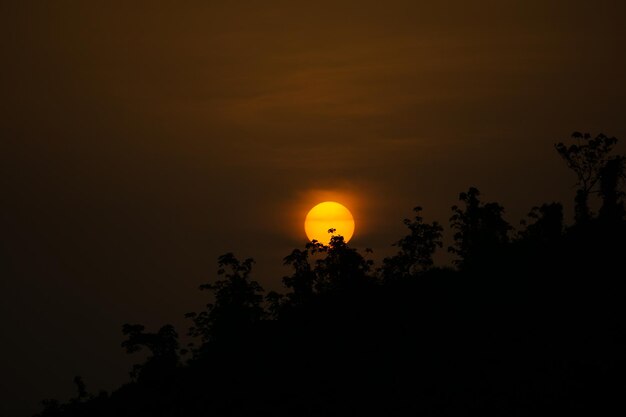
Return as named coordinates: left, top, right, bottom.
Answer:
left=1, top=1, right=625, bottom=415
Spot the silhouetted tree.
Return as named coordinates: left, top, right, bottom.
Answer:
left=121, top=323, right=179, bottom=381
left=449, top=187, right=511, bottom=269
left=186, top=253, right=265, bottom=350
left=32, top=133, right=626, bottom=417
left=268, top=234, right=374, bottom=317
left=73, top=376, right=87, bottom=401
left=313, top=231, right=374, bottom=294
left=555, top=132, right=619, bottom=224
left=382, top=206, right=443, bottom=280
left=598, top=155, right=626, bottom=224
left=37, top=399, right=60, bottom=416
left=280, top=242, right=322, bottom=306
left=518, top=203, right=564, bottom=243
left=36, top=377, right=109, bottom=417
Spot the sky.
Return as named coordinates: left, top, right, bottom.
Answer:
left=1, top=1, right=625, bottom=415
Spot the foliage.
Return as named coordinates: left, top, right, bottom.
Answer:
left=186, top=253, right=265, bottom=349
left=448, top=187, right=511, bottom=268
left=381, top=206, right=443, bottom=280
left=121, top=324, right=179, bottom=380
left=312, top=232, right=374, bottom=294
left=34, top=132, right=626, bottom=417
left=280, top=240, right=324, bottom=305
left=518, top=202, right=563, bottom=243
left=555, top=132, right=620, bottom=223
left=598, top=155, right=626, bottom=223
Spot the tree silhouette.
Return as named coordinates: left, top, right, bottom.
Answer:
left=120, top=323, right=180, bottom=381
left=32, top=133, right=626, bottom=417
left=598, top=155, right=626, bottom=224
left=186, top=253, right=265, bottom=351
left=448, top=187, right=511, bottom=269
left=518, top=202, right=563, bottom=243
left=555, top=132, right=619, bottom=224
left=277, top=240, right=324, bottom=309
left=381, top=206, right=443, bottom=280
left=72, top=377, right=88, bottom=402
left=312, top=231, right=374, bottom=294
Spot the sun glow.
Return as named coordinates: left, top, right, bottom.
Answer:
left=304, top=201, right=355, bottom=244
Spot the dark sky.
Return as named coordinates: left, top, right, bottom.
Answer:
left=1, top=1, right=625, bottom=415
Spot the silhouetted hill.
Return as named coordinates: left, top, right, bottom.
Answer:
left=34, top=133, right=626, bottom=416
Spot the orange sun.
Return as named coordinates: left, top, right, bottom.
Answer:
left=304, top=201, right=355, bottom=244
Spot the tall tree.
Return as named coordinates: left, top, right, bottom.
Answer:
left=555, top=132, right=619, bottom=224
left=449, top=187, right=511, bottom=269
left=598, top=155, right=626, bottom=224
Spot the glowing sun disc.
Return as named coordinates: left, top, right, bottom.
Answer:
left=304, top=201, right=355, bottom=244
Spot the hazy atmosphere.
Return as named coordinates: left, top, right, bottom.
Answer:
left=2, top=1, right=625, bottom=415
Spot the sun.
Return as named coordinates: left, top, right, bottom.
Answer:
left=304, top=201, right=355, bottom=244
